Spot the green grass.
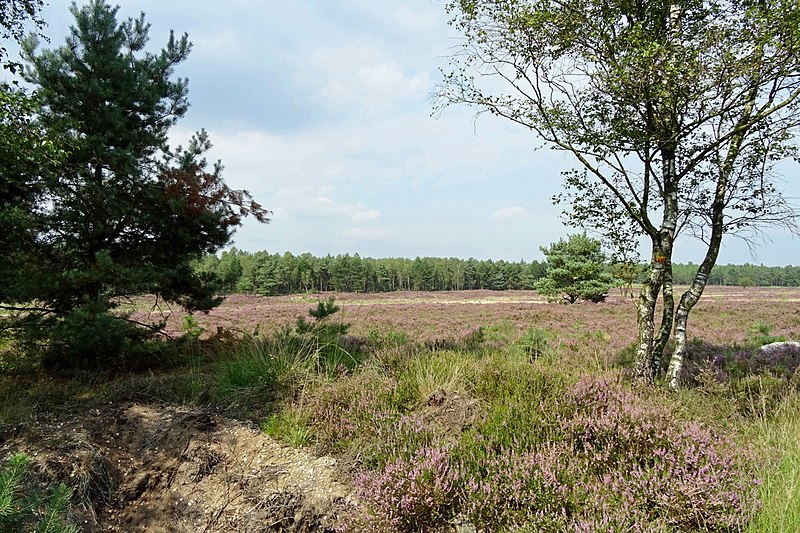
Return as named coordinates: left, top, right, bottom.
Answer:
left=747, top=395, right=800, bottom=532
left=401, top=349, right=477, bottom=404
left=261, top=411, right=312, bottom=446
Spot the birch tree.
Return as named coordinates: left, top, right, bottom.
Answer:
left=438, top=0, right=800, bottom=387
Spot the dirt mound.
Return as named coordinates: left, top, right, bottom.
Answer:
left=419, top=389, right=483, bottom=441
left=2, top=403, right=353, bottom=532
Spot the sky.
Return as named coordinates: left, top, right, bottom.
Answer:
left=13, top=0, right=800, bottom=265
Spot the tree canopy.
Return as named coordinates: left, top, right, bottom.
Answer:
left=439, top=0, right=800, bottom=387
left=2, top=0, right=268, bottom=368
left=0, top=0, right=44, bottom=73
left=195, top=250, right=549, bottom=295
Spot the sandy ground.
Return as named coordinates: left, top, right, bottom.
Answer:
left=2, top=402, right=353, bottom=532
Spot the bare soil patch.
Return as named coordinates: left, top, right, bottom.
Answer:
left=2, top=402, right=353, bottom=532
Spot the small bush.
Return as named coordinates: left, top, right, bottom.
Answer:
left=746, top=321, right=786, bottom=349
left=514, top=327, right=553, bottom=360
left=294, top=298, right=366, bottom=374
left=458, top=443, right=576, bottom=529
left=367, top=328, right=409, bottom=350
left=563, top=376, right=760, bottom=530
left=33, top=306, right=162, bottom=371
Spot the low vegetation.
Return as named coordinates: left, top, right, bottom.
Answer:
left=1, top=288, right=798, bottom=531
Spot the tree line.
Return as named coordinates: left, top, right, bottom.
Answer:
left=195, top=249, right=547, bottom=294
left=195, top=249, right=800, bottom=296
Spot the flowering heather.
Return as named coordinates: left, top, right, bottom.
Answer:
left=125, top=287, right=789, bottom=529
left=344, top=375, right=760, bottom=531
left=457, top=443, right=575, bottom=529
left=681, top=339, right=800, bottom=384
left=347, top=446, right=458, bottom=532
left=565, top=377, right=759, bottom=530
left=303, top=370, right=403, bottom=453
left=127, top=287, right=799, bottom=362
left=723, top=344, right=800, bottom=381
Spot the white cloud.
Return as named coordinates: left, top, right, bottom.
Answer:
left=392, top=6, right=441, bottom=32
left=175, top=112, right=501, bottom=200
left=304, top=45, right=430, bottom=113
left=492, top=206, right=527, bottom=222
left=352, top=210, right=381, bottom=222
left=272, top=185, right=380, bottom=222
left=342, top=227, right=394, bottom=240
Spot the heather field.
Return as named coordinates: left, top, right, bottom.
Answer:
left=3, top=286, right=800, bottom=531
left=140, top=286, right=800, bottom=352
left=127, top=286, right=800, bottom=530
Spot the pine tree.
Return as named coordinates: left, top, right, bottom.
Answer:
left=536, top=234, right=615, bottom=304
left=11, top=1, right=268, bottom=367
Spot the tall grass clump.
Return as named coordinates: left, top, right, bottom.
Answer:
left=746, top=393, right=800, bottom=532
left=402, top=349, right=476, bottom=405
left=215, top=336, right=304, bottom=408
left=216, top=298, right=368, bottom=413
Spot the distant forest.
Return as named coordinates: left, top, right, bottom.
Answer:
left=194, top=249, right=800, bottom=295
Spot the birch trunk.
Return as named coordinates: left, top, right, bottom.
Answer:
left=652, top=263, right=675, bottom=377
left=667, top=176, right=727, bottom=388
left=635, top=148, right=679, bottom=383
left=666, top=49, right=761, bottom=388
left=667, top=248, right=718, bottom=389
left=634, top=242, right=672, bottom=382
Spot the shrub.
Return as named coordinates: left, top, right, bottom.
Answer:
left=514, top=327, right=553, bottom=360
left=37, top=307, right=161, bottom=370
left=563, top=376, right=760, bottom=530
left=746, top=321, right=786, bottom=349
left=683, top=338, right=800, bottom=389
left=457, top=444, right=576, bottom=530
left=294, top=297, right=366, bottom=374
